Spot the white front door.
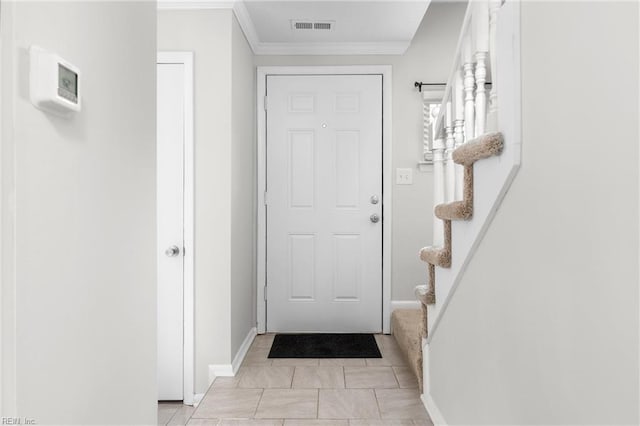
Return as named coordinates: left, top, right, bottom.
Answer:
left=157, top=63, right=185, bottom=401
left=266, top=74, right=383, bottom=333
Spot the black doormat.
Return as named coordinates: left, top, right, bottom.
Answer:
left=268, top=333, right=382, bottom=358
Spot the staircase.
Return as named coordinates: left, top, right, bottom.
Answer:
left=390, top=0, right=521, bottom=396
left=417, top=132, right=503, bottom=306
left=392, top=132, right=504, bottom=391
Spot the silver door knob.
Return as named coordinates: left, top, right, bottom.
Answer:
left=370, top=214, right=380, bottom=223
left=370, top=195, right=379, bottom=205
left=165, top=245, right=180, bottom=257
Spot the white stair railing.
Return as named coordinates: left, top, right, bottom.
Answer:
left=419, top=0, right=522, bottom=413
left=431, top=0, right=501, bottom=238
left=423, top=0, right=507, bottom=335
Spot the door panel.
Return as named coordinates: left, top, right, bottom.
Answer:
left=266, top=75, right=382, bottom=333
left=289, top=130, right=316, bottom=208
left=157, top=63, right=184, bottom=400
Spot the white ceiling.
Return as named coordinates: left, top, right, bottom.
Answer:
left=158, top=0, right=432, bottom=55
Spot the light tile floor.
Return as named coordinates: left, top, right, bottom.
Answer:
left=158, top=334, right=433, bottom=426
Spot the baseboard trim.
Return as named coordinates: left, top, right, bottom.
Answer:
left=421, top=393, right=447, bottom=426
left=193, top=393, right=204, bottom=407
left=232, top=327, right=257, bottom=374
left=390, top=300, right=421, bottom=311
left=208, top=364, right=234, bottom=384
left=207, top=327, right=257, bottom=385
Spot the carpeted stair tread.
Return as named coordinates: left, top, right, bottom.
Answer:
left=453, top=131, right=504, bottom=166
left=415, top=284, right=435, bottom=306
left=435, top=200, right=472, bottom=220
left=419, top=246, right=451, bottom=268
left=391, top=309, right=423, bottom=391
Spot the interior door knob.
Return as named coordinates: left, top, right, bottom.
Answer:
left=165, top=245, right=180, bottom=257
left=370, top=214, right=380, bottom=223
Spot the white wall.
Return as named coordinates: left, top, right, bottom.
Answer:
left=254, top=2, right=467, bottom=300
left=428, top=2, right=639, bottom=424
left=230, top=14, right=257, bottom=359
left=158, top=9, right=256, bottom=393
left=1, top=2, right=157, bottom=423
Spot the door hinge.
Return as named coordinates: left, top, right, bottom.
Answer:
left=264, top=191, right=268, bottom=206
left=264, top=96, right=268, bottom=111
left=264, top=285, right=268, bottom=301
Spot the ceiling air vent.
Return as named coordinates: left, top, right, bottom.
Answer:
left=293, top=21, right=313, bottom=30
left=314, top=22, right=332, bottom=30
left=291, top=20, right=334, bottom=31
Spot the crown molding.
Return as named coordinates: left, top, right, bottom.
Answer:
left=157, top=0, right=262, bottom=52
left=157, top=0, right=236, bottom=10
left=232, top=0, right=261, bottom=50
left=158, top=0, right=410, bottom=56
left=253, top=41, right=409, bottom=56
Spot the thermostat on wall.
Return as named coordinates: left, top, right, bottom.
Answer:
left=29, top=46, right=81, bottom=116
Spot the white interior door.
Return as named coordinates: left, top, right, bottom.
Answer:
left=157, top=63, right=185, bottom=401
left=266, top=74, right=383, bottom=333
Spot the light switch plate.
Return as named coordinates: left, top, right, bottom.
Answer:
left=396, top=168, right=413, bottom=185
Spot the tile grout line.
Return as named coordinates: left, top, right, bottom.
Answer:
left=162, top=404, right=182, bottom=426
left=246, top=343, right=265, bottom=420
left=184, top=406, right=194, bottom=425
left=161, top=408, right=170, bottom=426
left=372, top=387, right=384, bottom=421
left=252, top=388, right=266, bottom=419
left=291, top=366, right=297, bottom=388
left=392, top=366, right=401, bottom=388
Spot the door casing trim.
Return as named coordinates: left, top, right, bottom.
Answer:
left=157, top=51, right=195, bottom=405
left=256, top=65, right=393, bottom=334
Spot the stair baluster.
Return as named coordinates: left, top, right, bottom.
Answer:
left=453, top=69, right=465, bottom=200
left=444, top=102, right=455, bottom=203
left=462, top=38, right=475, bottom=142
left=474, top=52, right=488, bottom=137
left=432, top=136, right=446, bottom=247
